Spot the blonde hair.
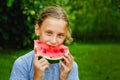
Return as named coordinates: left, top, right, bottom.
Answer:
left=36, top=6, right=73, bottom=44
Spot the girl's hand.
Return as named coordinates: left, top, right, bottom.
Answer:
left=60, top=53, right=74, bottom=80
left=33, top=53, right=50, bottom=80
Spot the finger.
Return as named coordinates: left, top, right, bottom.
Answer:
left=38, top=57, right=46, bottom=63
left=65, top=53, right=73, bottom=62
left=40, top=60, right=50, bottom=69
left=39, top=58, right=49, bottom=65
left=34, top=53, right=39, bottom=61
left=63, top=56, right=70, bottom=64
left=68, top=53, right=74, bottom=60
left=60, top=60, right=66, bottom=68
left=42, top=64, right=50, bottom=70
left=41, top=60, right=50, bottom=67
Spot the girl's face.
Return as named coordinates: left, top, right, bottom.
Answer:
left=35, top=17, right=67, bottom=46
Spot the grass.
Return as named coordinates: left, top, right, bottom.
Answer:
left=0, top=43, right=120, bottom=80
left=0, top=48, right=31, bottom=80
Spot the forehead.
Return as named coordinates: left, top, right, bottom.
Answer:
left=40, top=17, right=67, bottom=33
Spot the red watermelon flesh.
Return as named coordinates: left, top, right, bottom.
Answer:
left=34, top=40, right=69, bottom=60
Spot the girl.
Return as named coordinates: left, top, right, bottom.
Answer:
left=10, top=6, right=79, bottom=80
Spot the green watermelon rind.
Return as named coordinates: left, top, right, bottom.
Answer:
left=43, top=50, right=69, bottom=63
left=46, top=58, right=63, bottom=63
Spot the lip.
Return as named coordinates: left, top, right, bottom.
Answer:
left=46, top=42, right=57, bottom=46
left=47, top=44, right=58, bottom=47
left=46, top=43, right=63, bottom=47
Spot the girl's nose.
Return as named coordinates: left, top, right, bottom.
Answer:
left=50, top=36, right=57, bottom=46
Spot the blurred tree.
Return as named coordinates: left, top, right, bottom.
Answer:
left=67, top=0, right=120, bottom=42
left=0, top=0, right=120, bottom=49
left=0, top=0, right=30, bottom=48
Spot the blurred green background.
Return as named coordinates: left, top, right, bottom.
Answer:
left=0, top=0, right=120, bottom=80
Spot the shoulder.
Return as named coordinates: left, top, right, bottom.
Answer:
left=10, top=50, right=35, bottom=80
left=20, top=50, right=34, bottom=60
left=13, top=50, right=34, bottom=70
left=72, top=61, right=78, bottom=70
left=15, top=50, right=34, bottom=62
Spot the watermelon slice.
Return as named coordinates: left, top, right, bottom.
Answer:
left=34, top=40, right=69, bottom=63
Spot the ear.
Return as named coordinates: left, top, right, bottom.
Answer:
left=35, top=24, right=40, bottom=36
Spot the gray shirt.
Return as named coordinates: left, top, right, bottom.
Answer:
left=10, top=51, right=79, bottom=80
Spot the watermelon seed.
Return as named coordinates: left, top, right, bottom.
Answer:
left=42, top=49, right=46, bottom=53
left=60, top=48, right=64, bottom=53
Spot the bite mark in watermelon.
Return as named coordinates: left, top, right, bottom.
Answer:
left=34, top=40, right=69, bottom=63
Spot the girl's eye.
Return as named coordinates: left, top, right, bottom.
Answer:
left=46, top=31, right=52, bottom=35
left=47, top=32, right=51, bottom=34
left=58, top=34, right=64, bottom=38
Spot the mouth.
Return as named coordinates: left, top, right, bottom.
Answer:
left=46, top=42, right=58, bottom=47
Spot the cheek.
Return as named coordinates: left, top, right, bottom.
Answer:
left=58, top=38, right=66, bottom=44
left=59, top=40, right=64, bottom=44
left=39, top=34, right=50, bottom=42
